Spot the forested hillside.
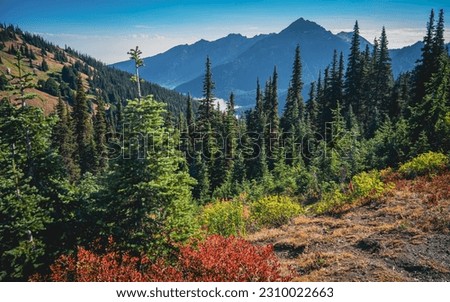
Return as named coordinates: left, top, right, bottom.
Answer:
left=0, top=9, right=449, bottom=282
left=0, top=24, right=190, bottom=116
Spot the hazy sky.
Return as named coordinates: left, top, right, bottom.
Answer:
left=1, top=0, right=449, bottom=63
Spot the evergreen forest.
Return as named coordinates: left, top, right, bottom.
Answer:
left=0, top=9, right=449, bottom=281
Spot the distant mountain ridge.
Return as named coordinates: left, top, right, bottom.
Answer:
left=111, top=18, right=448, bottom=108
left=113, top=33, right=268, bottom=89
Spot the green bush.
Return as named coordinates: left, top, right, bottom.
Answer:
left=200, top=200, right=245, bottom=237
left=351, top=170, right=387, bottom=199
left=250, top=195, right=303, bottom=228
left=399, top=152, right=448, bottom=178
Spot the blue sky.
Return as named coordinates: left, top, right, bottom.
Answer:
left=1, top=0, right=449, bottom=63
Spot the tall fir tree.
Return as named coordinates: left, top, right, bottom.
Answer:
left=186, top=94, right=195, bottom=141
left=94, top=99, right=108, bottom=172
left=72, top=74, right=96, bottom=174
left=104, top=95, right=196, bottom=254
left=198, top=56, right=215, bottom=124
left=182, top=94, right=195, bottom=162
left=414, top=9, right=436, bottom=104
left=191, top=152, right=210, bottom=203
left=281, top=45, right=302, bottom=134
left=411, top=53, right=450, bottom=151
left=0, top=97, right=51, bottom=281
left=344, top=21, right=363, bottom=118
left=433, top=10, right=446, bottom=69
left=127, top=46, right=144, bottom=101
left=266, top=67, right=280, bottom=165
left=246, top=79, right=268, bottom=179
left=306, top=81, right=319, bottom=133
left=373, top=27, right=394, bottom=117
left=224, top=92, right=237, bottom=171
left=40, top=58, right=48, bottom=72
left=52, top=96, right=79, bottom=181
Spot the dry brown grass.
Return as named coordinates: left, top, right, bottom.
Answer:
left=248, top=171, right=450, bottom=281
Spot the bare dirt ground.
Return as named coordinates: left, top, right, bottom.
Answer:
left=248, top=172, right=450, bottom=281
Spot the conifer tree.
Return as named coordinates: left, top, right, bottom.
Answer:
left=254, top=138, right=269, bottom=180
left=0, top=99, right=51, bottom=281
left=287, top=45, right=304, bottom=120
left=191, top=152, right=210, bottom=203
left=389, top=72, right=411, bottom=119
left=94, top=99, right=108, bottom=172
left=116, top=99, right=123, bottom=133
left=52, top=96, right=79, bottom=181
left=40, top=58, right=49, bottom=72
left=127, top=46, right=144, bottom=101
left=358, top=43, right=374, bottom=132
left=253, top=78, right=265, bottom=134
left=433, top=10, right=446, bottom=68
left=224, top=92, right=237, bottom=171
left=7, top=51, right=36, bottom=107
left=29, top=49, right=36, bottom=60
left=181, top=94, right=195, bottom=162
left=411, top=54, right=450, bottom=150
left=72, top=75, right=96, bottom=174
left=306, top=82, right=319, bottom=133
left=414, top=9, right=436, bottom=103
left=317, top=66, right=333, bottom=133
left=344, top=21, right=363, bottom=118
left=195, top=57, right=220, bottom=191
left=266, top=67, right=280, bottom=165
left=61, top=65, right=77, bottom=90
left=186, top=94, right=195, bottom=139
left=281, top=45, right=302, bottom=134
left=104, top=95, right=196, bottom=253
left=246, top=79, right=268, bottom=179
left=198, top=56, right=215, bottom=124
left=373, top=27, right=394, bottom=116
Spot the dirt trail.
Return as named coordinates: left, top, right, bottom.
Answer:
left=248, top=173, right=450, bottom=281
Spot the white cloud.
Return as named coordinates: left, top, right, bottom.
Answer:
left=330, top=27, right=450, bottom=49
left=37, top=32, right=197, bottom=64
left=134, top=25, right=155, bottom=29
left=213, top=98, right=227, bottom=112
left=192, top=97, right=227, bottom=112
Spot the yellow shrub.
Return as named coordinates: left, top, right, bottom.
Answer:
left=351, top=170, right=387, bottom=199
left=399, top=152, right=448, bottom=178
left=310, top=170, right=391, bottom=215
left=250, top=195, right=303, bottom=228
left=200, top=200, right=245, bottom=236
left=310, top=189, right=347, bottom=215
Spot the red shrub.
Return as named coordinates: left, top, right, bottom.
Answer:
left=33, top=235, right=292, bottom=282
left=176, top=235, right=290, bottom=281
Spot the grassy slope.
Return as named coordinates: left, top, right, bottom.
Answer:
left=248, top=172, right=450, bottom=281
left=0, top=39, right=96, bottom=115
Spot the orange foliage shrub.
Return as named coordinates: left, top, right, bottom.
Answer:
left=32, top=235, right=292, bottom=282
left=175, top=235, right=291, bottom=281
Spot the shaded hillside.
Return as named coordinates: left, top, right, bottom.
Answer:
left=0, top=24, right=190, bottom=115
left=248, top=172, right=450, bottom=281
left=113, top=33, right=268, bottom=89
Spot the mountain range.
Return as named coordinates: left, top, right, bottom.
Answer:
left=112, top=18, right=447, bottom=109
